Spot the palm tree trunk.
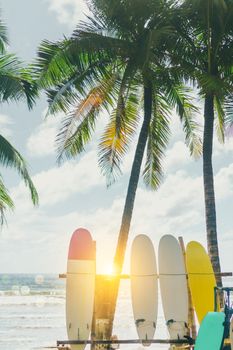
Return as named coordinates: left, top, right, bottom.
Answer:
left=203, top=93, right=222, bottom=288
left=106, top=83, right=153, bottom=337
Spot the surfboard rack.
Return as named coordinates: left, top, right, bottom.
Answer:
left=59, top=272, right=232, bottom=279
left=57, top=338, right=195, bottom=346
left=59, top=274, right=130, bottom=279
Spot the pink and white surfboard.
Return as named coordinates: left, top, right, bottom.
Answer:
left=66, top=228, right=96, bottom=350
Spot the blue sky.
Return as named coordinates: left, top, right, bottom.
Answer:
left=0, top=0, right=232, bottom=274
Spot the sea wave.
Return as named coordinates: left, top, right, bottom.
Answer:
left=0, top=313, right=63, bottom=319
left=0, top=337, right=35, bottom=343
left=9, top=325, right=62, bottom=329
left=0, top=289, right=65, bottom=296
left=0, top=295, right=65, bottom=306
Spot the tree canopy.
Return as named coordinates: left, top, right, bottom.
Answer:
left=0, top=17, right=38, bottom=223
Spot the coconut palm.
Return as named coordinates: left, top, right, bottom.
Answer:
left=35, top=0, right=200, bottom=336
left=0, top=18, right=38, bottom=223
left=171, top=0, right=233, bottom=287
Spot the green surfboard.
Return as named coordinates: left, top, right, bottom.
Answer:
left=195, top=312, right=225, bottom=350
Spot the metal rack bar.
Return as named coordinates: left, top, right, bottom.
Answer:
left=57, top=338, right=194, bottom=346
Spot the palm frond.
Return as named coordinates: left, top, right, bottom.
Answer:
left=36, top=35, right=124, bottom=117
left=143, top=94, right=170, bottom=189
left=0, top=55, right=37, bottom=108
left=0, top=135, right=39, bottom=205
left=45, top=58, right=115, bottom=115
left=196, top=71, right=232, bottom=98
left=224, top=95, right=233, bottom=136
left=36, top=39, right=75, bottom=88
left=214, top=95, right=225, bottom=143
left=0, top=18, right=8, bottom=53
left=181, top=111, right=202, bottom=158
left=0, top=176, right=14, bottom=225
left=98, top=91, right=140, bottom=186
left=36, top=30, right=129, bottom=94
left=73, top=19, right=133, bottom=58
left=57, top=75, right=117, bottom=161
left=87, top=0, right=170, bottom=38
left=166, top=85, right=202, bottom=158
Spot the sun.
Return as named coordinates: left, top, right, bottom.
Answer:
left=102, top=263, right=115, bottom=276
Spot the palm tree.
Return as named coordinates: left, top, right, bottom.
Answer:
left=172, top=0, right=233, bottom=287
left=36, top=0, right=200, bottom=337
left=0, top=17, right=38, bottom=222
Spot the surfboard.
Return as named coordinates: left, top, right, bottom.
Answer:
left=158, top=235, right=189, bottom=340
left=130, top=234, right=158, bottom=345
left=230, top=318, right=233, bottom=350
left=186, top=241, right=217, bottom=324
left=195, top=312, right=225, bottom=350
left=66, top=228, right=96, bottom=350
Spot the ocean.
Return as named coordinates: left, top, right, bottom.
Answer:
left=1, top=274, right=232, bottom=350
left=0, top=274, right=170, bottom=350
left=0, top=274, right=66, bottom=350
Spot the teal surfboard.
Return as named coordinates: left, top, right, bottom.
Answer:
left=195, top=312, right=225, bottom=350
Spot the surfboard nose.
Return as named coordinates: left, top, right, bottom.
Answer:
left=68, top=228, right=95, bottom=260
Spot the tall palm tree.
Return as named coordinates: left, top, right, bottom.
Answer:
left=36, top=0, right=200, bottom=336
left=172, top=0, right=233, bottom=287
left=0, top=17, right=38, bottom=222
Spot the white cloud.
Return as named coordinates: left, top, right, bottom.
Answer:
left=26, top=113, right=64, bottom=157
left=134, top=171, right=204, bottom=232
left=3, top=164, right=207, bottom=273
left=2, top=154, right=233, bottom=273
left=33, top=151, right=104, bottom=205
left=26, top=109, right=109, bottom=158
left=0, top=196, right=123, bottom=273
left=0, top=114, right=13, bottom=138
left=12, top=150, right=104, bottom=209
left=47, top=0, right=89, bottom=28
left=121, top=124, right=192, bottom=178
left=214, top=135, right=233, bottom=157
left=215, top=163, right=233, bottom=200
left=164, top=141, right=191, bottom=171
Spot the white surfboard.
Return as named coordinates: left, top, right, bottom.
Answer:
left=158, top=235, right=189, bottom=339
left=130, top=234, right=158, bottom=345
left=66, top=228, right=96, bottom=350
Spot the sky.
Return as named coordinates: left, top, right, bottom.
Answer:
left=0, top=0, right=232, bottom=275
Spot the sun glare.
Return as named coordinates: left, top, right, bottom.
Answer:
left=102, top=263, right=115, bottom=276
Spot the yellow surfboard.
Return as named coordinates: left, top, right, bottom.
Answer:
left=186, top=241, right=218, bottom=323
